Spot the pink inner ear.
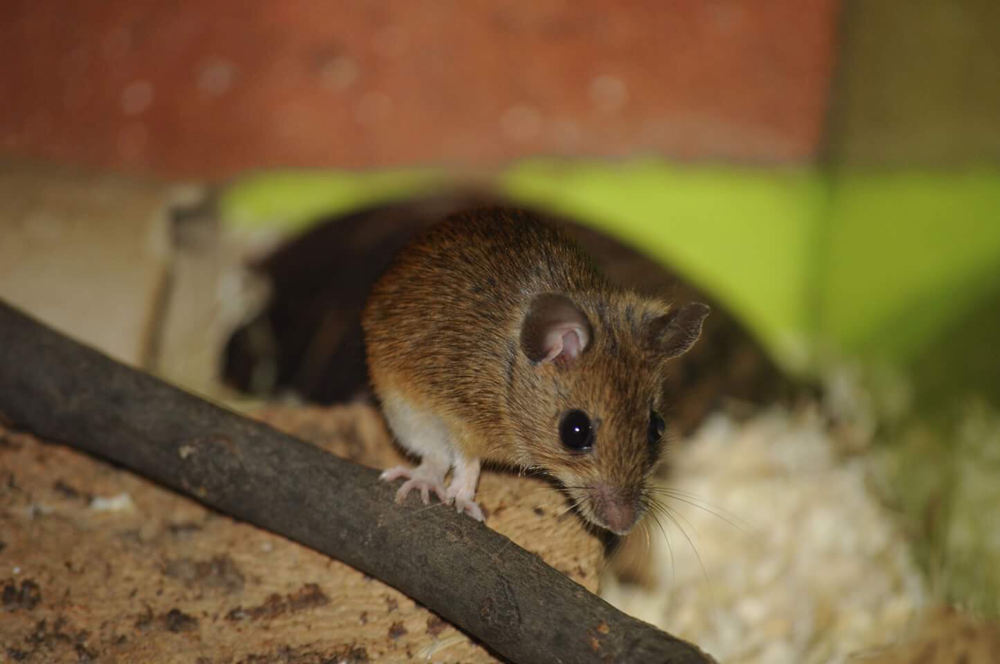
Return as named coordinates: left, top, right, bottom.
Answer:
left=541, top=323, right=589, bottom=363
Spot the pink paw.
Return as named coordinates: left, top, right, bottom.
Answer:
left=380, top=466, right=447, bottom=505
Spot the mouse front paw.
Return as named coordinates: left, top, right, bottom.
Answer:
left=445, top=455, right=484, bottom=521
left=380, top=465, right=448, bottom=506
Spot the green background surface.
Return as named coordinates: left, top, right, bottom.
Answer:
left=220, top=162, right=1000, bottom=377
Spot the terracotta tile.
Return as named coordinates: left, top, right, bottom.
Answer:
left=1, top=1, right=840, bottom=178
left=0, top=161, right=172, bottom=366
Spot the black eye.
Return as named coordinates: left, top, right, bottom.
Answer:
left=648, top=410, right=665, bottom=449
left=559, top=409, right=594, bottom=451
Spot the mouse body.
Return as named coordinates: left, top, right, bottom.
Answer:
left=361, top=207, right=708, bottom=534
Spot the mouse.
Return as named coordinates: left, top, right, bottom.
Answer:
left=361, top=207, right=709, bottom=534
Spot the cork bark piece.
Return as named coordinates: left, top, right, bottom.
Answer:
left=0, top=161, right=173, bottom=369
left=0, top=403, right=602, bottom=663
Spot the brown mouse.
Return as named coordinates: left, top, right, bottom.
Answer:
left=361, top=207, right=709, bottom=534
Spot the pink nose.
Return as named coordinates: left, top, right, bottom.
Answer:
left=592, top=484, right=638, bottom=534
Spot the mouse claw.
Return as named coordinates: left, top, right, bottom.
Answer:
left=380, top=466, right=410, bottom=482
left=381, top=465, right=449, bottom=506
left=453, top=497, right=485, bottom=522
left=394, top=478, right=448, bottom=506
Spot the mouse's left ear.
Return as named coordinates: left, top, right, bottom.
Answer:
left=520, top=293, right=592, bottom=364
left=647, top=302, right=710, bottom=359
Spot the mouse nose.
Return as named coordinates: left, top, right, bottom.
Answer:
left=591, top=484, right=639, bottom=535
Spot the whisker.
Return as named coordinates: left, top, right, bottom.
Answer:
left=555, top=495, right=583, bottom=520
left=652, top=486, right=748, bottom=520
left=661, top=500, right=703, bottom=543
left=641, top=520, right=652, bottom=569
left=414, top=500, right=450, bottom=515
left=650, top=486, right=758, bottom=539
left=555, top=484, right=592, bottom=491
left=658, top=503, right=720, bottom=624
left=518, top=486, right=563, bottom=499
left=643, top=506, right=675, bottom=589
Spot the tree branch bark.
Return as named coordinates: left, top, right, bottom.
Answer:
left=0, top=300, right=714, bottom=664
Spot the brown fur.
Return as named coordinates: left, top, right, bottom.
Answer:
left=362, top=207, right=707, bottom=532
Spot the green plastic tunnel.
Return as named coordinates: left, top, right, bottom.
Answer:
left=220, top=161, right=1000, bottom=377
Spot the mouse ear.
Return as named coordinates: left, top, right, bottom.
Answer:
left=520, top=294, right=592, bottom=364
left=647, top=302, right=710, bottom=359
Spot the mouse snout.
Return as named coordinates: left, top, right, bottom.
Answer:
left=590, top=483, right=640, bottom=535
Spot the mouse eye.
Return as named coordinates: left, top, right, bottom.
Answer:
left=559, top=409, right=594, bottom=451
left=648, top=410, right=666, bottom=449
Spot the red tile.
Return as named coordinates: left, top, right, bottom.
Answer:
left=1, top=0, right=840, bottom=178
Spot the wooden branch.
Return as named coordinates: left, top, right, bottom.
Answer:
left=0, top=300, right=714, bottom=664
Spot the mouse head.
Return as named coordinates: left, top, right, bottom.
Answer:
left=513, top=293, right=709, bottom=535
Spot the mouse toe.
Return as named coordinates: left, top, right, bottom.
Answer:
left=395, top=476, right=448, bottom=505
left=453, top=497, right=485, bottom=521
